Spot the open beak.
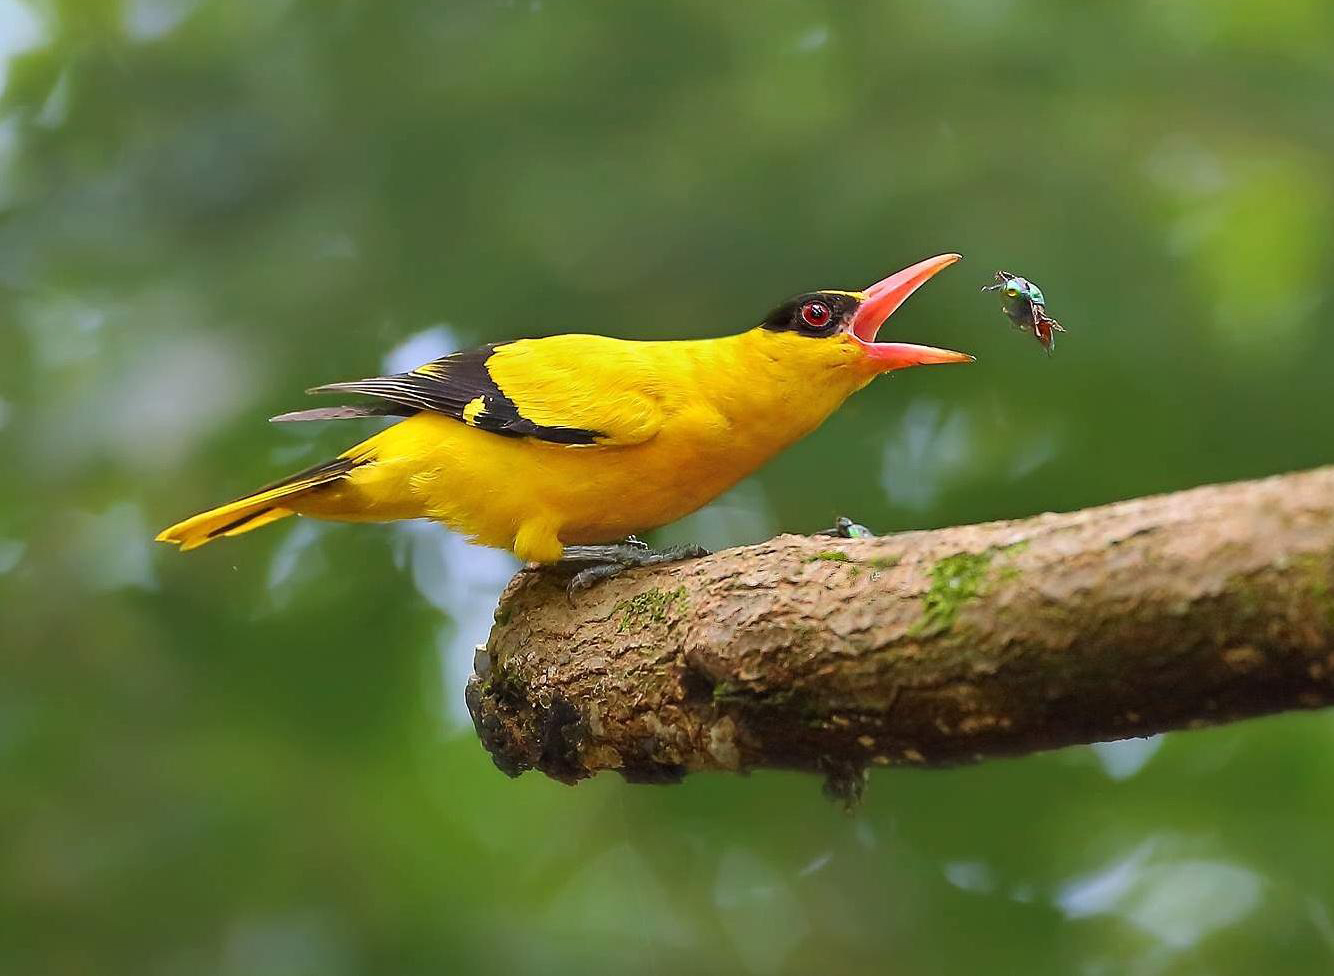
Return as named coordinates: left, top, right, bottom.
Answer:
left=849, top=253, right=974, bottom=370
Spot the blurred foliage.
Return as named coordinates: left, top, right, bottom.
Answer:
left=3, top=0, right=1334, bottom=973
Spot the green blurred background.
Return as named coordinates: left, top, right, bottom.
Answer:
left=3, top=0, right=1334, bottom=973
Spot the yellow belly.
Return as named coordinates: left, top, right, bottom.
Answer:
left=295, top=409, right=782, bottom=561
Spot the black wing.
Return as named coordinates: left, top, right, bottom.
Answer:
left=292, top=342, right=603, bottom=446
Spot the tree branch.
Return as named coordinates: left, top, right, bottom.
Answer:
left=466, top=467, right=1334, bottom=797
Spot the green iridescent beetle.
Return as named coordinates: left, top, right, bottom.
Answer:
left=982, top=270, right=1065, bottom=355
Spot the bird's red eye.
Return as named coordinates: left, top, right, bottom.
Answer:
left=801, top=302, right=831, bottom=329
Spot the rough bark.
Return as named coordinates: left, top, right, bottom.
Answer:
left=466, top=467, right=1334, bottom=797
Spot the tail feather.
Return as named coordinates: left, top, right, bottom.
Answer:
left=157, top=457, right=357, bottom=551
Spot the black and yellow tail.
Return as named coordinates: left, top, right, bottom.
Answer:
left=156, top=457, right=357, bottom=552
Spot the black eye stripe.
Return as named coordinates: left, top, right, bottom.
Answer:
left=761, top=292, right=854, bottom=336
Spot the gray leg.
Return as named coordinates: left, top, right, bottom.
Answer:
left=557, top=542, right=711, bottom=594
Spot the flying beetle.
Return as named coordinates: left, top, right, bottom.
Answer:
left=982, top=270, right=1064, bottom=355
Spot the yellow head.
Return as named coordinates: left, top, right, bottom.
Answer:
left=749, top=253, right=974, bottom=386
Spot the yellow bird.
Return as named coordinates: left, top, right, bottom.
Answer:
left=157, top=254, right=972, bottom=587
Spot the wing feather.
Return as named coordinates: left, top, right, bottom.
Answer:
left=302, top=338, right=666, bottom=447
left=270, top=404, right=411, bottom=423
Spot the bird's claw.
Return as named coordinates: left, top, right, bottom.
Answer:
left=560, top=542, right=711, bottom=598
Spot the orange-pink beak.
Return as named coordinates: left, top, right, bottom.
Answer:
left=850, top=253, right=974, bottom=370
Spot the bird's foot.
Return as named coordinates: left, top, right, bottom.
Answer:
left=815, top=516, right=875, bottom=540
left=557, top=542, right=711, bottom=595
